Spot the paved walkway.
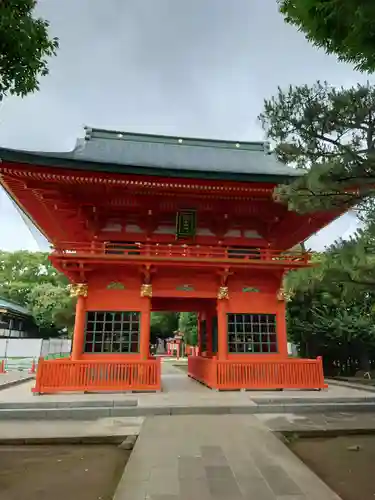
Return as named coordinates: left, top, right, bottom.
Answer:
left=114, top=415, right=340, bottom=500
left=0, top=371, right=34, bottom=390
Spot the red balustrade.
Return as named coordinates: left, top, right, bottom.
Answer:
left=185, top=345, right=199, bottom=356
left=187, top=355, right=217, bottom=387
left=188, top=356, right=326, bottom=390
left=52, top=241, right=310, bottom=265
left=33, top=357, right=161, bottom=394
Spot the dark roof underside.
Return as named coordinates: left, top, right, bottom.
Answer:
left=0, top=127, right=304, bottom=182
left=0, top=297, right=31, bottom=317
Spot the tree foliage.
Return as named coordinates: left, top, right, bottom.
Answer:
left=0, top=0, right=58, bottom=99
left=178, top=312, right=198, bottom=346
left=150, top=312, right=198, bottom=346
left=0, top=251, right=73, bottom=335
left=259, top=81, right=375, bottom=213
left=27, top=283, right=74, bottom=333
left=150, top=312, right=179, bottom=344
left=287, top=284, right=375, bottom=374
left=278, top=0, right=375, bottom=72
left=286, top=213, right=375, bottom=374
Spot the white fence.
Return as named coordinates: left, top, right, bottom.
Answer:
left=0, top=338, right=71, bottom=370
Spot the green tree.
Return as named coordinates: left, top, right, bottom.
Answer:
left=27, top=282, right=75, bottom=333
left=178, top=312, right=198, bottom=346
left=285, top=220, right=375, bottom=374
left=287, top=278, right=375, bottom=374
left=0, top=251, right=73, bottom=335
left=259, top=81, right=375, bottom=213
left=150, top=312, right=179, bottom=344
left=0, top=0, right=58, bottom=99
left=279, top=0, right=375, bottom=72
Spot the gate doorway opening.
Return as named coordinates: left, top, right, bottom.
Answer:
left=150, top=298, right=217, bottom=360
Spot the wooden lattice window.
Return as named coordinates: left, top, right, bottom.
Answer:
left=227, top=314, right=277, bottom=353
left=84, top=311, right=140, bottom=353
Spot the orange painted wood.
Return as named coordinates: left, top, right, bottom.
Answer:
left=0, top=163, right=344, bottom=252
left=52, top=242, right=311, bottom=265
left=96, top=231, right=268, bottom=249
left=140, top=299, right=151, bottom=359
left=86, top=288, right=145, bottom=311
left=71, top=295, right=86, bottom=360
left=32, top=357, right=161, bottom=394
left=217, top=301, right=228, bottom=360
left=185, top=345, right=199, bottom=356
left=188, top=356, right=327, bottom=390
left=188, top=355, right=217, bottom=388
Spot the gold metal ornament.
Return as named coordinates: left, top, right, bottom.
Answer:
left=140, top=284, right=153, bottom=298
left=217, top=286, right=229, bottom=300
left=68, top=283, right=88, bottom=298
left=277, top=287, right=292, bottom=302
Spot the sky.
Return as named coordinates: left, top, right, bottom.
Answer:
left=0, top=0, right=370, bottom=251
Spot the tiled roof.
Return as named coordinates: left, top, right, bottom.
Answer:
left=0, top=298, right=31, bottom=317
left=0, top=127, right=303, bottom=181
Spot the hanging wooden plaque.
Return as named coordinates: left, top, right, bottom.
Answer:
left=176, top=210, right=197, bottom=239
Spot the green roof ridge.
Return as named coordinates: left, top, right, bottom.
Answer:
left=85, top=126, right=269, bottom=152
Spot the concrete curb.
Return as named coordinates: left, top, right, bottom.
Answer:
left=253, top=396, right=375, bottom=404
left=0, top=376, right=34, bottom=391
left=327, top=378, right=375, bottom=393
left=0, top=399, right=138, bottom=409
left=281, top=428, right=375, bottom=439
left=1, top=401, right=375, bottom=419
left=0, top=435, right=128, bottom=445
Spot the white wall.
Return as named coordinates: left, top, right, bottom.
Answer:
left=0, top=338, right=71, bottom=358
left=6, top=339, right=42, bottom=358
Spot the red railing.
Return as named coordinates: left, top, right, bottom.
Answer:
left=188, top=356, right=326, bottom=390
left=33, top=357, right=161, bottom=394
left=185, top=345, right=199, bottom=356
left=188, top=355, right=217, bottom=387
left=52, top=241, right=310, bottom=265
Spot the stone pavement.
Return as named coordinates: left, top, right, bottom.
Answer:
left=114, top=415, right=340, bottom=500
left=328, top=377, right=375, bottom=393
left=0, top=411, right=371, bottom=443
left=0, top=371, right=34, bottom=390
left=0, top=416, right=144, bottom=442
left=257, top=411, right=375, bottom=433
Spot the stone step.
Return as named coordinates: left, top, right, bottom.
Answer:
left=0, top=401, right=374, bottom=419
left=0, top=399, right=138, bottom=410
left=253, top=396, right=375, bottom=404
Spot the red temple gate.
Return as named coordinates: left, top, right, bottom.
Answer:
left=0, top=127, right=338, bottom=393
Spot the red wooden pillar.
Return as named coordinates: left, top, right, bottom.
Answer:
left=217, top=300, right=227, bottom=360
left=71, top=293, right=87, bottom=361
left=197, top=312, right=202, bottom=355
left=140, top=297, right=151, bottom=359
left=206, top=313, right=213, bottom=357
left=277, top=300, right=288, bottom=357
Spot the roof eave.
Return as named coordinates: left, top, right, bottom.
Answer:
left=0, top=148, right=303, bottom=184
left=0, top=304, right=32, bottom=318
